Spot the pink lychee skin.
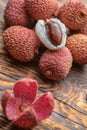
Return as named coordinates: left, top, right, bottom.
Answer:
left=79, top=24, right=87, bottom=35
left=58, top=0, right=87, bottom=30
left=3, top=26, right=41, bottom=62
left=1, top=90, right=11, bottom=114
left=39, top=47, right=73, bottom=81
left=1, top=78, right=54, bottom=129
left=4, top=0, right=32, bottom=27
left=32, top=92, right=54, bottom=121
left=25, top=0, right=59, bottom=20
left=66, top=34, right=87, bottom=64
left=13, top=107, right=38, bottom=128
left=13, top=78, right=38, bottom=105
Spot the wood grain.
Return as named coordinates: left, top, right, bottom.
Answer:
left=0, top=0, right=87, bottom=130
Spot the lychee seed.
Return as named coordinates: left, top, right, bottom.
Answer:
left=35, top=18, right=67, bottom=50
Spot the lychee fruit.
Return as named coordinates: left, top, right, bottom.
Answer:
left=79, top=23, right=87, bottom=35
left=35, top=18, right=67, bottom=50
left=39, top=47, right=73, bottom=81
left=3, top=26, right=41, bottom=62
left=1, top=78, right=54, bottom=129
left=58, top=0, right=87, bottom=30
left=25, top=0, right=59, bottom=20
left=4, top=0, right=33, bottom=27
left=66, top=34, right=87, bottom=64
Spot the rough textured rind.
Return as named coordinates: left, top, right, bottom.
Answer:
left=25, top=0, right=59, bottom=20
left=3, top=26, right=40, bottom=62
left=66, top=34, right=87, bottom=64
left=39, top=47, right=72, bottom=81
left=4, top=0, right=32, bottom=27
left=58, top=0, right=87, bottom=30
left=80, top=24, right=87, bottom=35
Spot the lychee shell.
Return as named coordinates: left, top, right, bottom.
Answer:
left=25, top=0, right=59, bottom=20
left=1, top=90, right=11, bottom=114
left=80, top=24, right=87, bottom=35
left=39, top=47, right=72, bottom=81
left=3, top=26, right=40, bottom=62
left=58, top=0, right=87, bottom=30
left=66, top=34, right=87, bottom=64
left=4, top=0, right=31, bottom=27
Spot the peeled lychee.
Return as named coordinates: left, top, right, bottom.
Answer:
left=66, top=34, right=87, bottom=64
left=4, top=0, right=32, bottom=27
left=35, top=18, right=67, bottom=50
left=58, top=0, right=87, bottom=30
left=1, top=78, right=54, bottom=129
left=25, top=0, right=59, bottom=20
left=39, top=47, right=72, bottom=81
left=3, top=26, right=40, bottom=62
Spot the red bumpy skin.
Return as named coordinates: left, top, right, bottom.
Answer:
left=4, top=0, right=32, bottom=27
left=80, top=24, right=87, bottom=35
left=1, top=78, right=54, bottom=129
left=3, top=26, right=41, bottom=62
left=39, top=47, right=73, bottom=81
left=66, top=34, right=87, bottom=64
left=58, top=0, right=87, bottom=30
left=25, top=0, right=59, bottom=20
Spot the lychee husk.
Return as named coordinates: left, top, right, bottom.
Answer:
left=1, top=78, right=54, bottom=129
left=79, top=24, right=87, bottom=35
left=32, top=92, right=54, bottom=121
left=39, top=47, right=73, bottom=81
left=1, top=90, right=11, bottom=114
left=3, top=26, right=41, bottom=62
left=13, top=78, right=38, bottom=105
left=58, top=0, right=87, bottom=30
left=6, top=99, right=38, bottom=128
left=66, top=34, right=87, bottom=64
left=4, top=0, right=32, bottom=27
left=25, top=0, right=59, bottom=20
left=13, top=110, right=38, bottom=129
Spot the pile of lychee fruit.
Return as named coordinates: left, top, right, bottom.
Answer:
left=3, top=0, right=87, bottom=81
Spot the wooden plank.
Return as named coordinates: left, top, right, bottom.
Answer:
left=0, top=0, right=87, bottom=130
left=0, top=69, right=87, bottom=129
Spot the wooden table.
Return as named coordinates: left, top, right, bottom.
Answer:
left=0, top=0, right=87, bottom=130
